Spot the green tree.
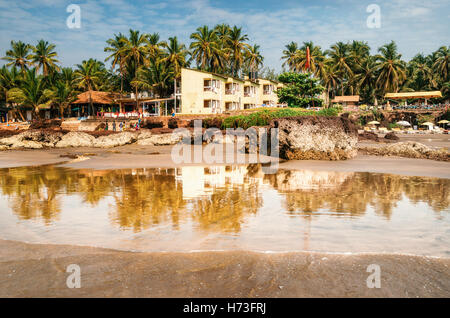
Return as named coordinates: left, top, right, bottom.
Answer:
left=2, top=40, right=33, bottom=73
left=30, top=40, right=60, bottom=76
left=73, top=59, right=104, bottom=116
left=7, top=68, right=51, bottom=119
left=277, top=72, right=324, bottom=107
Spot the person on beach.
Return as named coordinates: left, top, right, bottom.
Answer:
left=105, top=122, right=109, bottom=131
left=112, top=121, right=116, bottom=132
left=119, top=122, right=123, bottom=132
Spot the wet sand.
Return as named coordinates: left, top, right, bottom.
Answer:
left=0, top=239, right=448, bottom=298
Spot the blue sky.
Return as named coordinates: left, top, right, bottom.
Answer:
left=0, top=0, right=449, bottom=71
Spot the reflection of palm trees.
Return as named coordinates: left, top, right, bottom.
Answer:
left=0, top=165, right=448, bottom=232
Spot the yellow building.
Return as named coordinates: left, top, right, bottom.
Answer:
left=178, top=68, right=284, bottom=114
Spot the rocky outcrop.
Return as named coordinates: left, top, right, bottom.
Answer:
left=93, top=132, right=138, bottom=148
left=0, top=130, right=63, bottom=149
left=270, top=116, right=358, bottom=161
left=137, top=133, right=184, bottom=146
left=359, top=141, right=449, bottom=161
left=55, top=132, right=96, bottom=148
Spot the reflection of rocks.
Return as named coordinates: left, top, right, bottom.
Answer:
left=271, top=116, right=358, bottom=160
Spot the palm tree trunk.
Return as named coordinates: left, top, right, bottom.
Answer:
left=60, top=105, right=65, bottom=119
left=135, top=86, right=139, bottom=113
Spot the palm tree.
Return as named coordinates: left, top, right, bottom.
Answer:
left=244, top=44, right=264, bottom=75
left=73, top=59, right=104, bottom=116
left=375, top=41, right=406, bottom=95
left=296, top=42, right=325, bottom=76
left=433, top=46, right=449, bottom=83
left=161, top=36, right=188, bottom=78
left=226, top=26, right=249, bottom=77
left=30, top=40, right=60, bottom=76
left=281, top=42, right=298, bottom=71
left=131, top=60, right=174, bottom=115
left=190, top=25, right=222, bottom=72
left=321, top=63, right=340, bottom=106
left=7, top=68, right=51, bottom=119
left=407, top=54, right=435, bottom=91
left=326, top=42, right=354, bottom=95
left=45, top=80, right=78, bottom=118
left=120, top=29, right=150, bottom=108
left=104, top=33, right=127, bottom=94
left=0, top=66, right=25, bottom=120
left=355, top=56, right=378, bottom=104
left=146, top=33, right=165, bottom=60
left=2, top=40, right=33, bottom=73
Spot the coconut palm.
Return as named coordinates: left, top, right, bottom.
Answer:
left=119, top=29, right=150, bottom=108
left=30, top=40, right=60, bottom=76
left=433, top=46, right=449, bottom=82
left=295, top=42, right=325, bottom=76
left=326, top=42, right=354, bottom=95
left=73, top=59, right=104, bottom=116
left=161, top=36, right=188, bottom=78
left=131, top=60, right=174, bottom=99
left=226, top=26, right=249, bottom=77
left=375, top=41, right=406, bottom=94
left=0, top=66, right=25, bottom=120
left=7, top=68, right=51, bottom=119
left=281, top=42, right=298, bottom=71
left=146, top=33, right=165, bottom=60
left=355, top=55, right=378, bottom=104
left=2, top=41, right=33, bottom=73
left=407, top=54, right=435, bottom=91
left=244, top=44, right=264, bottom=76
left=104, top=33, right=128, bottom=94
left=190, top=26, right=222, bottom=72
left=45, top=80, right=78, bottom=118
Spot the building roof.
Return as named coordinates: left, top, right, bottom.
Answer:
left=331, top=95, right=360, bottom=103
left=385, top=91, right=442, bottom=99
left=72, top=91, right=119, bottom=105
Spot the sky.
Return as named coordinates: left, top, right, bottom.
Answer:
left=0, top=0, right=449, bottom=71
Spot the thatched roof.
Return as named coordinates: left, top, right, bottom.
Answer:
left=385, top=91, right=442, bottom=99
left=332, top=95, right=360, bottom=103
left=72, top=91, right=119, bottom=105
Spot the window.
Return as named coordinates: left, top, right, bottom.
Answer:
left=263, top=84, right=274, bottom=95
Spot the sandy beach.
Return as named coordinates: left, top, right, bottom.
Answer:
left=0, top=134, right=449, bottom=298
left=1, top=239, right=449, bottom=298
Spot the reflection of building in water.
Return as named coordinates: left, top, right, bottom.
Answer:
left=175, top=166, right=252, bottom=200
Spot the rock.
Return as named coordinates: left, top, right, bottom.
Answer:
left=384, top=132, right=400, bottom=141
left=137, top=130, right=153, bottom=140
left=137, top=133, right=183, bottom=146
left=20, top=130, right=63, bottom=147
left=0, top=145, right=10, bottom=150
left=93, top=132, right=138, bottom=148
left=358, top=131, right=379, bottom=142
left=10, top=140, right=44, bottom=149
left=0, top=130, right=63, bottom=148
left=270, top=116, right=358, bottom=161
left=359, top=141, right=449, bottom=161
left=55, top=132, right=96, bottom=148
left=0, top=134, right=23, bottom=146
